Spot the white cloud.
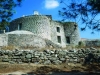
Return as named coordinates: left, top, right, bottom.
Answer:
left=45, top=0, right=59, bottom=9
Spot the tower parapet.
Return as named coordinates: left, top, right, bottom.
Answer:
left=33, top=11, right=39, bottom=15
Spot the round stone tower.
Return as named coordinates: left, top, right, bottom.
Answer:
left=63, top=22, right=80, bottom=45
left=10, top=14, right=51, bottom=40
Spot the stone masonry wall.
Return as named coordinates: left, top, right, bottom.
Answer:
left=51, top=21, right=66, bottom=47
left=85, top=40, right=100, bottom=47
left=0, top=34, right=8, bottom=46
left=9, top=15, right=80, bottom=47
left=10, top=15, right=51, bottom=40
left=8, top=34, right=46, bottom=48
left=0, top=47, right=100, bottom=64
left=64, top=22, right=80, bottom=45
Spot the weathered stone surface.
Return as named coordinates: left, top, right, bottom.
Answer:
left=69, top=49, right=75, bottom=52
left=14, top=51, right=22, bottom=56
left=0, top=47, right=100, bottom=65
left=43, top=60, right=51, bottom=65
left=49, top=57, right=57, bottom=61
left=50, top=50, right=55, bottom=54
left=2, top=58, right=10, bottom=62
left=58, top=51, right=66, bottom=56
left=78, top=50, right=83, bottom=54
left=59, top=58, right=66, bottom=61
left=53, top=60, right=62, bottom=64
left=9, top=61, right=16, bottom=64
left=26, top=54, right=32, bottom=59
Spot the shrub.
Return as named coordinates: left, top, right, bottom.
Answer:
left=1, top=45, right=15, bottom=50
left=75, top=41, right=85, bottom=48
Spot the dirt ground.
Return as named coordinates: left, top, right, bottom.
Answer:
left=0, top=62, right=100, bottom=75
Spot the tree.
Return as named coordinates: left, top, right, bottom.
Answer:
left=59, top=0, right=100, bottom=33
left=0, top=0, right=23, bottom=30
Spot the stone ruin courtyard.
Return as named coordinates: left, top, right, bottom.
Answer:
left=0, top=11, right=100, bottom=75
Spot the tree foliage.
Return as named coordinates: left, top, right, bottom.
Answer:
left=59, top=0, right=100, bottom=32
left=0, top=0, right=23, bottom=29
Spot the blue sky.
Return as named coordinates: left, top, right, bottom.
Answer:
left=12, top=0, right=100, bottom=39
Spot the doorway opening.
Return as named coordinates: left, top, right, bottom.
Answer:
left=57, top=36, right=61, bottom=43
left=66, top=36, right=70, bottom=44
left=18, top=23, right=22, bottom=30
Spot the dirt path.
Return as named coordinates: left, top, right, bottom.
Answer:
left=0, top=63, right=100, bottom=75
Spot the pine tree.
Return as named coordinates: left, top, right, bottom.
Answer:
left=0, top=0, right=22, bottom=30
left=59, top=0, right=100, bottom=33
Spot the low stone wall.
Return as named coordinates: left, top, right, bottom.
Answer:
left=0, top=47, right=100, bottom=64
left=8, top=34, right=46, bottom=48
left=85, top=40, right=100, bottom=47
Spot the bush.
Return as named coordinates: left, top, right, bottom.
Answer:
left=75, top=41, right=85, bottom=48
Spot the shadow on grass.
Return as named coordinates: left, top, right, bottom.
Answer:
left=26, top=65, right=100, bottom=75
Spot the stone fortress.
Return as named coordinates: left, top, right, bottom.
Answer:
left=0, top=11, right=80, bottom=48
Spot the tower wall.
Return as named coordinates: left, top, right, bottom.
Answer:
left=51, top=21, right=66, bottom=47
left=9, top=15, right=51, bottom=40
left=0, top=34, right=8, bottom=46
left=63, top=22, right=80, bottom=45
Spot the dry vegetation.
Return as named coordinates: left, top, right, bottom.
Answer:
left=0, top=62, right=100, bottom=74
left=0, top=45, right=16, bottom=50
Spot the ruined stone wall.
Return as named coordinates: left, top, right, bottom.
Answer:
left=8, top=34, right=46, bottom=48
left=0, top=34, right=8, bottom=46
left=10, top=15, right=51, bottom=40
left=51, top=21, right=66, bottom=47
left=9, top=15, right=81, bottom=47
left=0, top=47, right=100, bottom=64
left=84, top=40, right=100, bottom=47
left=64, top=22, right=80, bottom=45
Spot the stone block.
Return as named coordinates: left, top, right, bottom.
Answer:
left=46, top=55, right=51, bottom=58
left=14, top=51, right=22, bottom=56
left=73, top=59, right=78, bottom=62
left=65, top=56, right=69, bottom=59
left=44, top=57, right=48, bottom=60
left=43, top=60, right=51, bottom=65
left=52, top=60, right=62, bottom=64
left=55, top=50, right=59, bottom=54
left=4, top=50, right=9, bottom=55
left=43, top=49, right=50, bottom=54
left=49, top=57, right=57, bottom=61
left=58, top=51, right=66, bottom=56
left=68, top=49, right=74, bottom=52
left=39, top=57, right=45, bottom=60
left=32, top=58, right=39, bottom=63
left=69, top=58, right=74, bottom=62
left=16, top=59, right=22, bottom=63
left=50, top=51, right=55, bottom=54
left=68, top=54, right=74, bottom=57
left=2, top=58, right=10, bottom=62
left=9, top=61, right=16, bottom=64
left=60, top=58, right=66, bottom=61
left=26, top=54, right=32, bottom=59
left=78, top=50, right=83, bottom=54
left=34, top=53, right=41, bottom=56
left=13, top=56, right=20, bottom=59
left=90, top=47, right=96, bottom=50
left=34, top=55, right=39, bottom=58
left=11, top=59, right=17, bottom=62
left=26, top=59, right=31, bottom=63
left=66, top=58, right=70, bottom=62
